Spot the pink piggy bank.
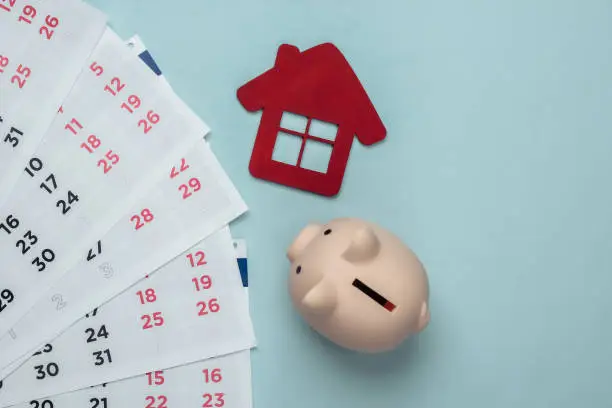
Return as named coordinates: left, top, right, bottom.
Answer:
left=287, top=218, right=430, bottom=353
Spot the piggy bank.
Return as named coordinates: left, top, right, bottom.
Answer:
left=287, top=218, right=430, bottom=353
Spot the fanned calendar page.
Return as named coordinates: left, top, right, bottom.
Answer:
left=0, top=2, right=257, bottom=406
left=0, top=27, right=209, bottom=336
left=0, top=227, right=255, bottom=406
left=8, top=240, right=253, bottom=408
left=0, top=139, right=247, bottom=375
left=0, top=0, right=107, bottom=202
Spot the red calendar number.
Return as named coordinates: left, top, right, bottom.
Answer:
left=202, top=368, right=222, bottom=384
left=145, top=395, right=168, bottom=408
left=137, top=288, right=157, bottom=304
left=0, top=55, right=9, bottom=74
left=104, top=77, right=125, bottom=96
left=179, top=177, right=201, bottom=199
left=11, top=64, right=31, bottom=89
left=65, top=118, right=83, bottom=135
left=0, top=0, right=16, bottom=13
left=197, top=298, right=220, bottom=316
left=192, top=275, right=212, bottom=291
left=18, top=5, right=36, bottom=24
left=202, top=393, right=225, bottom=408
left=186, top=250, right=207, bottom=267
left=121, top=94, right=142, bottom=114
left=138, top=110, right=160, bottom=134
left=131, top=209, right=154, bottom=230
left=39, top=15, right=59, bottom=40
left=97, top=150, right=120, bottom=174
left=146, top=371, right=165, bottom=386
left=141, top=312, right=164, bottom=330
left=170, top=158, right=190, bottom=179
left=90, top=62, right=104, bottom=77
left=81, top=135, right=102, bottom=153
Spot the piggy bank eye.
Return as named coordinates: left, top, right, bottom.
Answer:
left=296, top=265, right=302, bottom=274
left=323, top=229, right=332, bottom=235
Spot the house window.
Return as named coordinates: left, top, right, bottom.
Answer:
left=272, top=112, right=338, bottom=173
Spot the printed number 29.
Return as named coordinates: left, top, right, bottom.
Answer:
left=131, top=209, right=154, bottom=230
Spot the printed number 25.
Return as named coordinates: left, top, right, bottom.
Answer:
left=97, top=150, right=119, bottom=174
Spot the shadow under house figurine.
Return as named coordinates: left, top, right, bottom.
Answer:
left=237, top=43, right=386, bottom=197
left=287, top=218, right=430, bottom=353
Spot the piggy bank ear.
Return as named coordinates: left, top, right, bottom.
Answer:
left=342, top=226, right=381, bottom=263
left=417, top=302, right=430, bottom=332
left=287, top=223, right=323, bottom=262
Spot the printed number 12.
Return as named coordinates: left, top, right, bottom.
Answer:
left=186, top=251, right=206, bottom=267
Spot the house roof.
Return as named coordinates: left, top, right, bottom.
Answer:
left=237, top=43, right=386, bottom=146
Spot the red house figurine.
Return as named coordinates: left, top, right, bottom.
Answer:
left=237, top=43, right=387, bottom=197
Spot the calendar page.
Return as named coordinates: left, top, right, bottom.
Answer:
left=7, top=240, right=253, bottom=408
left=8, top=351, right=253, bottom=408
left=0, top=27, right=210, bottom=336
left=0, top=0, right=107, bottom=201
left=0, top=139, right=247, bottom=373
left=0, top=227, right=255, bottom=406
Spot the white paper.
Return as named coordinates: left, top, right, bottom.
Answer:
left=0, top=0, right=107, bottom=202
left=0, top=27, right=208, bottom=336
left=4, top=239, right=253, bottom=408
left=0, top=140, right=247, bottom=373
left=5, top=351, right=253, bottom=408
left=0, top=227, right=255, bottom=406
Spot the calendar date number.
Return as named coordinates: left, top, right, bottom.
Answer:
left=0, top=289, right=15, bottom=314
left=29, top=400, right=54, bottom=408
left=90, top=397, right=108, bottom=408
left=202, top=393, right=225, bottom=408
left=197, top=298, right=220, bottom=316
left=90, top=397, right=109, bottom=408
left=141, top=312, right=164, bottom=330
left=34, top=362, right=59, bottom=380
left=145, top=395, right=168, bottom=408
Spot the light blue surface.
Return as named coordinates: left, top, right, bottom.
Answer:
left=87, top=1, right=612, bottom=406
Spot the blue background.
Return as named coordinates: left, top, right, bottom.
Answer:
left=87, top=0, right=612, bottom=406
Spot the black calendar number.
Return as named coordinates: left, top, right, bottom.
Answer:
left=56, top=190, right=79, bottom=215
left=93, top=349, right=112, bottom=366
left=0, top=289, right=15, bottom=313
left=39, top=173, right=57, bottom=194
left=0, top=379, right=3, bottom=389
left=31, top=248, right=56, bottom=272
left=16, top=230, right=38, bottom=255
left=30, top=400, right=54, bottom=408
left=87, top=240, right=103, bottom=262
left=24, top=157, right=44, bottom=177
left=85, top=325, right=109, bottom=343
left=0, top=214, right=20, bottom=235
left=32, top=343, right=53, bottom=356
left=34, top=362, right=59, bottom=380
left=4, top=126, right=23, bottom=148
left=85, top=308, right=99, bottom=318
left=90, top=397, right=108, bottom=408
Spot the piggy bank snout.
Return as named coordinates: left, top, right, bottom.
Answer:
left=287, top=223, right=323, bottom=262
